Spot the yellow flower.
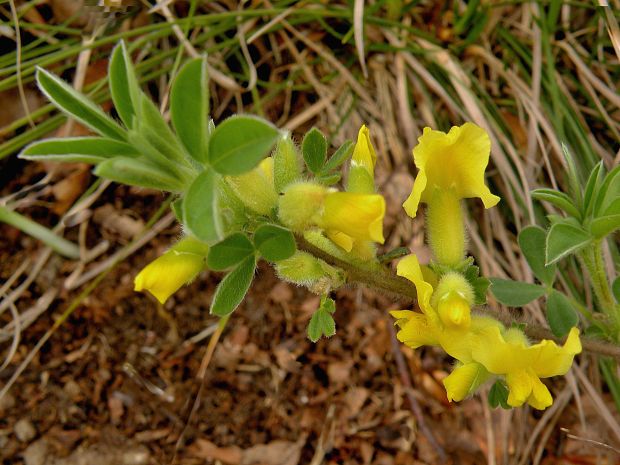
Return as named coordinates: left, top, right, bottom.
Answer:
left=402, top=123, right=500, bottom=218
left=319, top=192, right=385, bottom=244
left=134, top=237, right=209, bottom=304
left=347, top=124, right=377, bottom=195
left=396, top=255, right=475, bottom=329
left=472, top=326, right=582, bottom=409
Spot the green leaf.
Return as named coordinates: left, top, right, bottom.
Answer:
left=316, top=173, right=341, bottom=186
left=322, top=139, right=354, bottom=172
left=583, top=161, right=604, bottom=217
left=560, top=143, right=583, bottom=208
left=109, top=41, right=141, bottom=129
left=307, top=296, right=337, bottom=342
left=531, top=188, right=580, bottom=219
left=171, top=197, right=184, bottom=223
left=612, top=277, right=620, bottom=304
left=489, top=278, right=546, bottom=306
left=545, top=220, right=592, bottom=265
left=546, top=290, right=579, bottom=337
left=183, top=169, right=222, bottom=242
left=488, top=380, right=510, bottom=409
left=94, top=157, right=183, bottom=191
left=518, top=226, right=556, bottom=286
left=603, top=198, right=620, bottom=217
left=208, top=115, right=280, bottom=175
left=138, top=94, right=187, bottom=163
left=302, top=127, right=327, bottom=173
left=20, top=137, right=138, bottom=164
left=594, top=165, right=620, bottom=216
left=210, top=255, right=256, bottom=317
left=471, top=277, right=491, bottom=305
left=171, top=57, right=209, bottom=163
left=589, top=215, right=620, bottom=239
left=253, top=224, right=296, bottom=262
left=36, top=67, right=126, bottom=141
left=320, top=294, right=336, bottom=314
left=207, top=233, right=254, bottom=271
left=127, top=130, right=187, bottom=180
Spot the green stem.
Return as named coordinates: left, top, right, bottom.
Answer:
left=0, top=206, right=80, bottom=259
left=581, top=241, right=617, bottom=321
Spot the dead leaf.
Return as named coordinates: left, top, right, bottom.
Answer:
left=241, top=437, right=306, bottom=465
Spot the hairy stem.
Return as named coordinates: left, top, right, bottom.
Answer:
left=580, top=241, right=618, bottom=333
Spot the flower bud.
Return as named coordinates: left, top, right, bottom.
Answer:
left=278, top=182, right=327, bottom=231
left=273, top=137, right=302, bottom=193
left=433, top=272, right=474, bottom=328
left=274, top=251, right=344, bottom=293
left=226, top=157, right=278, bottom=216
left=347, top=125, right=377, bottom=194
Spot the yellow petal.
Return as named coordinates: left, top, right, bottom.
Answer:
left=505, top=370, right=533, bottom=407
left=443, top=362, right=489, bottom=402
left=530, top=327, right=582, bottom=377
left=134, top=238, right=208, bottom=304
left=403, top=123, right=500, bottom=218
left=437, top=292, right=471, bottom=328
left=326, top=230, right=354, bottom=252
left=321, top=192, right=385, bottom=244
left=351, top=124, right=377, bottom=177
left=390, top=311, right=439, bottom=349
left=396, top=254, right=434, bottom=315
left=472, top=326, right=581, bottom=378
left=527, top=376, right=553, bottom=410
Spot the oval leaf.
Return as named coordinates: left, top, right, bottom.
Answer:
left=302, top=127, right=327, bottom=173
left=518, top=226, right=556, bottom=286
left=488, top=380, right=510, bottom=409
left=208, top=115, right=280, bottom=175
left=545, top=221, right=592, bottom=265
left=171, top=57, right=209, bottom=163
left=210, top=255, right=256, bottom=317
left=307, top=309, right=336, bottom=342
left=36, top=67, right=126, bottom=141
left=253, top=224, right=296, bottom=262
left=546, top=290, right=579, bottom=337
left=183, top=169, right=222, bottom=243
left=20, top=137, right=139, bottom=164
left=207, top=233, right=254, bottom=271
left=489, top=278, right=546, bottom=306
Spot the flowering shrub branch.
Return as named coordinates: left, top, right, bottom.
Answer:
left=16, top=40, right=620, bottom=411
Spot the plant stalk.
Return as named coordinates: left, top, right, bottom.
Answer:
left=0, top=206, right=80, bottom=259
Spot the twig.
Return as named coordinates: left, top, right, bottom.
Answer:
left=171, top=315, right=229, bottom=465
left=387, top=318, right=447, bottom=462
left=296, top=235, right=620, bottom=360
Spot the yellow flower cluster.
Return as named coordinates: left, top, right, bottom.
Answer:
left=278, top=125, right=385, bottom=258
left=393, top=123, right=581, bottom=409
